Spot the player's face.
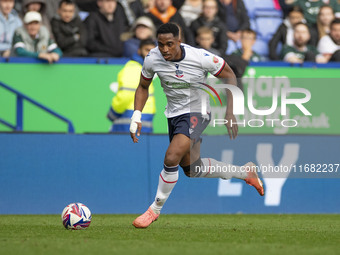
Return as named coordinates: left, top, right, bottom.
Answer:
left=25, top=21, right=41, bottom=37
left=157, top=33, right=182, bottom=61
left=0, top=0, right=15, bottom=16
left=139, top=44, right=155, bottom=58
left=294, top=24, right=310, bottom=47
left=97, top=0, right=117, bottom=15
left=58, top=3, right=75, bottom=23
left=319, top=7, right=334, bottom=26
left=330, top=24, right=340, bottom=44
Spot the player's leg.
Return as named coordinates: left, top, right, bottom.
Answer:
left=133, top=133, right=191, bottom=228
left=181, top=140, right=264, bottom=196
left=150, top=133, right=190, bottom=214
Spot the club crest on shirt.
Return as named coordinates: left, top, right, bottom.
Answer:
left=175, top=64, right=184, bottom=78
left=213, top=56, right=219, bottom=64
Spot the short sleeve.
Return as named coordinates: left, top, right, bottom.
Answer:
left=317, top=36, right=335, bottom=54
left=199, top=49, right=226, bottom=77
left=141, top=52, right=155, bottom=81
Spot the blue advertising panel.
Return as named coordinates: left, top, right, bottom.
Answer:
left=0, top=134, right=339, bottom=214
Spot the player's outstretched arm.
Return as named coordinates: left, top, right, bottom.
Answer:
left=130, top=75, right=152, bottom=143
left=216, top=63, right=239, bottom=140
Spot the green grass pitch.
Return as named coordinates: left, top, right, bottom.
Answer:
left=0, top=215, right=339, bottom=255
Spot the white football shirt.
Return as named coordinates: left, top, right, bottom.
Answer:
left=141, top=43, right=225, bottom=118
left=317, top=35, right=340, bottom=55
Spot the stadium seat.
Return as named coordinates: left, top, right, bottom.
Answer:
left=256, top=17, right=283, bottom=42
left=79, top=11, right=89, bottom=21
left=226, top=40, right=241, bottom=55
left=243, top=0, right=256, bottom=18
left=253, top=38, right=269, bottom=58
left=250, top=19, right=257, bottom=31
left=253, top=0, right=275, bottom=9
left=255, top=9, right=283, bottom=18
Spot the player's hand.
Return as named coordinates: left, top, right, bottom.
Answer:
left=225, top=113, right=238, bottom=140
left=130, top=110, right=142, bottom=143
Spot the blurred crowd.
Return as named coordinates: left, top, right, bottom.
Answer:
left=0, top=0, right=339, bottom=64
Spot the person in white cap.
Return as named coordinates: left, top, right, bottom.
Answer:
left=122, top=16, right=156, bottom=58
left=11, top=11, right=62, bottom=63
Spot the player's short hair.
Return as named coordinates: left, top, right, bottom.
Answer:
left=197, top=26, right=214, bottom=37
left=241, top=28, right=257, bottom=39
left=139, top=38, right=156, bottom=49
left=59, top=0, right=75, bottom=8
left=330, top=18, right=340, bottom=29
left=156, top=23, right=180, bottom=38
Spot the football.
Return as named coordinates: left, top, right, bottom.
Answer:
left=61, top=203, right=92, bottom=230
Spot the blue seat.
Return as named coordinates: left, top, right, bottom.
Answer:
left=253, top=38, right=269, bottom=57
left=256, top=17, right=283, bottom=41
left=226, top=40, right=241, bottom=55
left=253, top=0, right=275, bottom=9
left=255, top=8, right=283, bottom=18
left=250, top=19, right=257, bottom=31
left=243, top=0, right=256, bottom=18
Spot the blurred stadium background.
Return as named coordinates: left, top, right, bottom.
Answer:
left=1, top=0, right=340, bottom=216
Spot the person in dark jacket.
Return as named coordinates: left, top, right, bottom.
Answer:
left=268, top=7, right=318, bottom=60
left=51, top=0, right=87, bottom=57
left=146, top=0, right=195, bottom=45
left=84, top=0, right=129, bottom=57
left=217, top=0, right=250, bottom=43
left=190, top=0, right=228, bottom=55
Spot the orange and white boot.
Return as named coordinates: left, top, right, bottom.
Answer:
left=133, top=207, right=159, bottom=228
left=244, top=162, right=265, bottom=196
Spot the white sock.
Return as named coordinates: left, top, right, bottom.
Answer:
left=197, top=158, right=247, bottom=180
left=150, top=165, right=178, bottom=214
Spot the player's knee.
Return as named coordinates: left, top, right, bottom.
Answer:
left=164, top=151, right=181, bottom=167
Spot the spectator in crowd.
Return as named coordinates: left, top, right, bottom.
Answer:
left=45, top=0, right=62, bottom=20
left=293, top=0, right=325, bottom=25
left=146, top=0, right=195, bottom=45
left=122, top=15, right=155, bottom=58
left=217, top=0, right=250, bottom=43
left=191, top=0, right=228, bottom=55
left=317, top=18, right=340, bottom=61
left=12, top=11, right=62, bottom=62
left=281, top=22, right=326, bottom=63
left=232, top=29, right=264, bottom=62
left=85, top=0, right=129, bottom=57
left=316, top=5, right=335, bottom=39
left=179, top=0, right=202, bottom=27
left=0, top=0, right=22, bottom=57
left=51, top=0, right=87, bottom=57
left=21, top=0, right=52, bottom=36
left=269, top=7, right=305, bottom=60
left=278, top=0, right=296, bottom=17
left=194, top=26, right=247, bottom=90
left=107, top=38, right=156, bottom=133
left=141, top=0, right=154, bottom=12
left=195, top=26, right=220, bottom=55
left=119, top=0, right=145, bottom=26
